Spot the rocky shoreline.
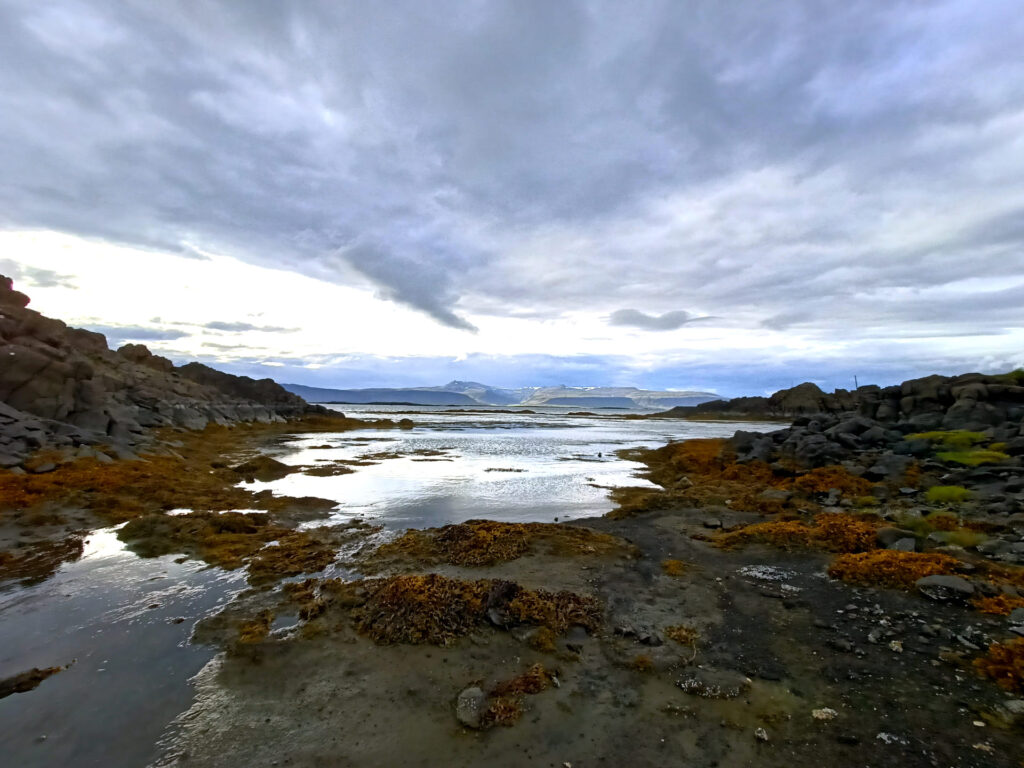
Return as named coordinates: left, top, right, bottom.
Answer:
left=1, top=274, right=331, bottom=472
left=2, top=273, right=1024, bottom=766
left=139, top=376, right=1024, bottom=766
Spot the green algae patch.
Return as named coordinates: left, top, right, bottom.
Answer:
left=936, top=449, right=1010, bottom=466
left=906, top=431, right=1009, bottom=466
left=925, top=485, right=972, bottom=504
left=906, top=430, right=986, bottom=450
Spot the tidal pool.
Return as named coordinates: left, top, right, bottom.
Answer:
left=250, top=405, right=781, bottom=530
left=0, top=528, right=246, bottom=768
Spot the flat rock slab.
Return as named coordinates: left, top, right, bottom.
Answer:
left=915, top=575, right=975, bottom=601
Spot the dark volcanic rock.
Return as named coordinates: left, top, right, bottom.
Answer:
left=658, top=370, right=1024, bottom=436
left=0, top=274, right=324, bottom=469
left=915, top=575, right=975, bottom=602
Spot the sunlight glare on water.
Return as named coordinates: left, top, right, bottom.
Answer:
left=247, top=406, right=781, bottom=529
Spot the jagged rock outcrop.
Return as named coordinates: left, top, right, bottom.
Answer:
left=660, top=373, right=1024, bottom=432
left=0, top=274, right=324, bottom=469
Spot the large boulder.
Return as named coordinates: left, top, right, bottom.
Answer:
left=0, top=275, right=30, bottom=309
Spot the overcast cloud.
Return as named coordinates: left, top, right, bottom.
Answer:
left=1, top=1, right=1022, bottom=392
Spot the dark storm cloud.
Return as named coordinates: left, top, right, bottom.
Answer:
left=0, top=0, right=1023, bottom=349
left=609, top=309, right=711, bottom=331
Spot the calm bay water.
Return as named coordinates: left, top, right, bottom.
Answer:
left=251, top=405, right=779, bottom=529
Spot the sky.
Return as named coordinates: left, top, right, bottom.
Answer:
left=1, top=1, right=1023, bottom=397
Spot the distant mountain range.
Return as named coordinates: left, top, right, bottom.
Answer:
left=282, top=380, right=720, bottom=409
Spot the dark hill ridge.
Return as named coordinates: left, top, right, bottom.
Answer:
left=283, top=383, right=477, bottom=405
left=0, top=274, right=323, bottom=470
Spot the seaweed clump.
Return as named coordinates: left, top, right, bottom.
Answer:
left=118, top=511, right=284, bottom=569
left=827, top=550, right=961, bottom=589
left=665, top=625, right=699, bottom=646
left=246, top=531, right=338, bottom=585
left=0, top=536, right=85, bottom=584
left=348, top=574, right=601, bottom=645
left=237, top=610, right=274, bottom=644
left=372, top=519, right=630, bottom=567
left=717, top=513, right=879, bottom=554
left=609, top=438, right=878, bottom=518
left=661, top=559, right=689, bottom=577
left=971, top=595, right=1024, bottom=616
left=480, top=664, right=557, bottom=728
left=0, top=665, right=65, bottom=699
left=974, top=638, right=1024, bottom=692
left=0, top=414, right=386, bottom=524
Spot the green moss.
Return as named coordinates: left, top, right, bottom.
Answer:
left=907, top=430, right=987, bottom=451
left=989, top=368, right=1024, bottom=386
left=942, top=530, right=987, bottom=549
left=925, top=485, right=972, bottom=504
left=936, top=449, right=1010, bottom=466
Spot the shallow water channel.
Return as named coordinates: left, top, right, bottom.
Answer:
left=0, top=408, right=777, bottom=767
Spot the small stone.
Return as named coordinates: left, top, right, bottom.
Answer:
left=456, top=687, right=486, bottom=729
left=1004, top=699, right=1024, bottom=717
left=754, top=727, right=769, bottom=742
left=889, top=640, right=904, bottom=653
left=812, top=708, right=838, bottom=721
left=677, top=669, right=752, bottom=700
left=829, top=638, right=854, bottom=653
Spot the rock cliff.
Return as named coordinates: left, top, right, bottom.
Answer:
left=0, top=274, right=322, bottom=470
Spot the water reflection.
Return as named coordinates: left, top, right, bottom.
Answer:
left=250, top=406, right=780, bottom=529
left=0, top=527, right=246, bottom=768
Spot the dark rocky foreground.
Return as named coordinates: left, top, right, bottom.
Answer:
left=0, top=274, right=324, bottom=471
